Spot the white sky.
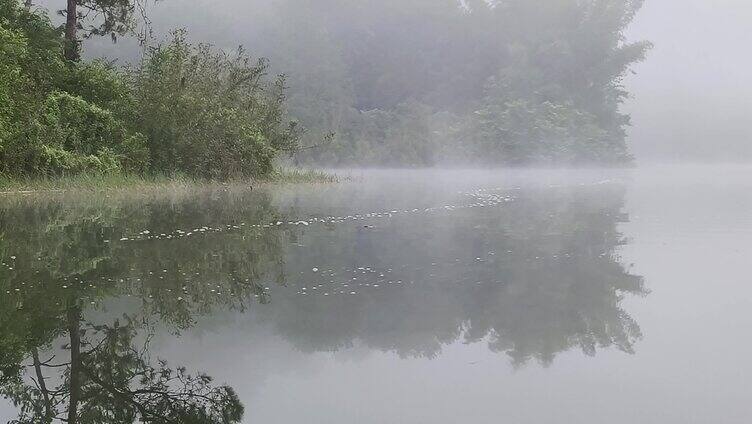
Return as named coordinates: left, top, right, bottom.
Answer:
left=624, top=0, right=752, bottom=163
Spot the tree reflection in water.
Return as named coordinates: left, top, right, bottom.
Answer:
left=0, top=178, right=645, bottom=421
left=0, top=187, right=280, bottom=423
left=263, top=183, right=646, bottom=365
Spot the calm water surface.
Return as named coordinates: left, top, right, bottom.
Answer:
left=1, top=166, right=750, bottom=423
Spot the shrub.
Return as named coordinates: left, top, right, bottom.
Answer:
left=37, top=91, right=148, bottom=175
left=1, top=4, right=298, bottom=181
left=129, top=31, right=301, bottom=179
left=0, top=1, right=148, bottom=178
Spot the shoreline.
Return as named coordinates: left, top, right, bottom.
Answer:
left=0, top=168, right=339, bottom=196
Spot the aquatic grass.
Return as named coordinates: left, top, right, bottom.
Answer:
left=0, top=173, right=198, bottom=194
left=0, top=168, right=339, bottom=195
left=258, top=168, right=341, bottom=184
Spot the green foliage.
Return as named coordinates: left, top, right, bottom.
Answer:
left=0, top=25, right=25, bottom=144
left=2, top=0, right=650, bottom=177
left=0, top=1, right=299, bottom=182
left=455, top=0, right=649, bottom=165
left=0, top=2, right=58, bottom=171
left=0, top=1, right=148, bottom=177
left=260, top=0, right=650, bottom=166
left=129, top=31, right=301, bottom=179
left=311, top=102, right=439, bottom=167
left=37, top=91, right=148, bottom=174
left=467, top=94, right=632, bottom=165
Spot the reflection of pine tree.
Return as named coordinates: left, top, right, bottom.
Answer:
left=0, top=187, right=286, bottom=422
left=0, top=180, right=649, bottom=422
left=4, top=312, right=243, bottom=423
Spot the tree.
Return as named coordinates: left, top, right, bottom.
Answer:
left=249, top=0, right=649, bottom=166
left=0, top=1, right=150, bottom=176
left=38, top=0, right=158, bottom=61
left=129, top=31, right=301, bottom=179
left=2, top=1, right=297, bottom=180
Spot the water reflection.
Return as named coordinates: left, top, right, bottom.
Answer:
left=0, top=177, right=644, bottom=422
left=263, top=183, right=645, bottom=364
left=0, top=188, right=280, bottom=423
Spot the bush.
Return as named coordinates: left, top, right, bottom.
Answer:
left=1, top=3, right=297, bottom=182
left=37, top=91, right=148, bottom=175
left=0, top=1, right=149, bottom=178
left=0, top=24, right=26, bottom=145
left=129, top=31, right=301, bottom=179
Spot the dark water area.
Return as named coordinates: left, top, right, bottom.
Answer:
left=1, top=166, right=750, bottom=423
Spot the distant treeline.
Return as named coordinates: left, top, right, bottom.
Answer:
left=267, top=0, right=651, bottom=166
left=1, top=0, right=650, bottom=180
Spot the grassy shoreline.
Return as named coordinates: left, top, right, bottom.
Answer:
left=0, top=168, right=339, bottom=195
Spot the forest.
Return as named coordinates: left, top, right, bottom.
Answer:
left=261, top=0, right=651, bottom=166
left=0, top=0, right=650, bottom=180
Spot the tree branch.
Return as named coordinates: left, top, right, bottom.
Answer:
left=31, top=348, right=54, bottom=422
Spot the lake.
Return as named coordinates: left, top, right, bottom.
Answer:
left=1, top=165, right=750, bottom=423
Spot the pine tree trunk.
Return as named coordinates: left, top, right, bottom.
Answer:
left=64, top=0, right=79, bottom=61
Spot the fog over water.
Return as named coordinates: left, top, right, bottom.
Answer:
left=1, top=166, right=751, bottom=423
left=3, top=1, right=751, bottom=423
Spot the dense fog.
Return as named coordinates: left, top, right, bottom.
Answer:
left=624, top=0, right=752, bottom=163
left=23, top=0, right=752, bottom=166
left=2, top=2, right=752, bottom=422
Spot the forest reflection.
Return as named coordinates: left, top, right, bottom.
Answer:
left=0, top=179, right=645, bottom=422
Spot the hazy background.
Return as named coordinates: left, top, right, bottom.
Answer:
left=34, top=0, right=752, bottom=164
left=624, top=0, right=752, bottom=163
